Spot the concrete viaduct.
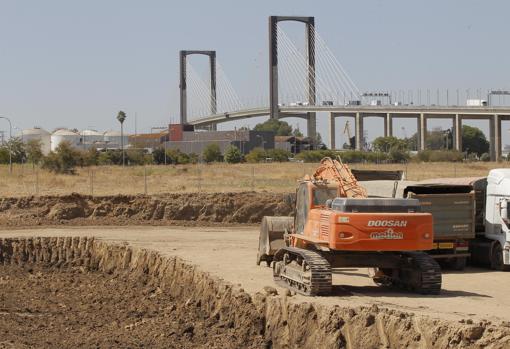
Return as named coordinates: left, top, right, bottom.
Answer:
left=186, top=105, right=510, bottom=161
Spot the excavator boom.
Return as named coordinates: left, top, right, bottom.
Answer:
left=311, top=157, right=367, bottom=198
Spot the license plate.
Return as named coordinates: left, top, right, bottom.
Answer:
left=438, top=242, right=454, bottom=249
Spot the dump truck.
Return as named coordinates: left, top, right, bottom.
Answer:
left=404, top=183, right=475, bottom=270
left=257, top=157, right=442, bottom=296
left=406, top=169, right=510, bottom=271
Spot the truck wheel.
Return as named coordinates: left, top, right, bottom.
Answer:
left=451, top=257, right=467, bottom=271
left=491, top=243, right=510, bottom=271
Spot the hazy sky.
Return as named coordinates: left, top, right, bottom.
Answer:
left=1, top=0, right=509, bottom=147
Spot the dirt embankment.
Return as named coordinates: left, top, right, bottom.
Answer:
left=1, top=237, right=509, bottom=349
left=0, top=192, right=293, bottom=227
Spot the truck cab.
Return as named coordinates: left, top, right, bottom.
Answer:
left=479, top=169, right=510, bottom=269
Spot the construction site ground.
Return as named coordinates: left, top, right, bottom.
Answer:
left=1, top=225, right=508, bottom=324
left=2, top=181, right=510, bottom=347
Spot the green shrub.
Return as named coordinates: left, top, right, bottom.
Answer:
left=126, top=149, right=146, bottom=165
left=0, top=148, right=10, bottom=164
left=245, top=148, right=267, bottom=163
left=152, top=147, right=166, bottom=164
left=177, top=152, right=191, bottom=164
left=414, top=150, right=464, bottom=162
left=188, top=153, right=199, bottom=164
left=388, top=149, right=410, bottom=162
left=265, top=148, right=291, bottom=162
left=295, top=150, right=336, bottom=163
left=480, top=153, right=490, bottom=162
left=224, top=145, right=243, bottom=164
left=41, top=141, right=80, bottom=174
left=81, top=148, right=99, bottom=166
left=25, top=139, right=44, bottom=165
left=203, top=143, right=222, bottom=163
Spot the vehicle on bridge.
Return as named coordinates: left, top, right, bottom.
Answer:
left=257, top=157, right=441, bottom=296
left=466, top=99, right=488, bottom=106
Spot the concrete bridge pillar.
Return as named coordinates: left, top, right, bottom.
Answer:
left=329, top=113, right=336, bottom=150
left=419, top=113, right=426, bottom=151
left=384, top=113, right=393, bottom=138
left=490, top=114, right=501, bottom=161
left=307, top=112, right=317, bottom=145
left=355, top=112, right=363, bottom=150
left=454, top=114, right=462, bottom=151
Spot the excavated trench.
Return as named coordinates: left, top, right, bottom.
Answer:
left=1, top=237, right=510, bottom=349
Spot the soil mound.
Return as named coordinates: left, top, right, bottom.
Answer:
left=0, top=192, right=293, bottom=226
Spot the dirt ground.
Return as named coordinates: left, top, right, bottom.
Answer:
left=0, top=264, right=265, bottom=349
left=1, top=226, right=509, bottom=325
left=1, top=178, right=508, bottom=348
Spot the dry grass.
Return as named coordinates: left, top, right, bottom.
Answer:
left=0, top=162, right=508, bottom=197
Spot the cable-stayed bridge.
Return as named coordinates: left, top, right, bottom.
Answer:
left=178, top=16, right=510, bottom=161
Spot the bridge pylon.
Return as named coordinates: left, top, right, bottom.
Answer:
left=269, top=16, right=316, bottom=140
left=179, top=50, right=217, bottom=125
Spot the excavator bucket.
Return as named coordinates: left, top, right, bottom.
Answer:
left=257, top=216, right=293, bottom=266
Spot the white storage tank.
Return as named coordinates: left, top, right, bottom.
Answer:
left=80, top=129, right=104, bottom=148
left=104, top=130, right=128, bottom=149
left=51, top=129, right=81, bottom=151
left=20, top=127, right=51, bottom=155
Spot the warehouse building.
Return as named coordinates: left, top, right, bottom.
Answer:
left=163, top=124, right=274, bottom=155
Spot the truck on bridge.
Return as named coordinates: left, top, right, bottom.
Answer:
left=404, top=169, right=510, bottom=271
left=466, top=99, right=488, bottom=106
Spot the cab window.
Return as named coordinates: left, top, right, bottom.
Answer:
left=295, top=183, right=309, bottom=234
left=313, top=188, right=338, bottom=206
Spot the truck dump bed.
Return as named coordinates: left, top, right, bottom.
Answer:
left=404, top=184, right=475, bottom=241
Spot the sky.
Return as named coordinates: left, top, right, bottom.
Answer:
left=1, top=0, right=510, bottom=147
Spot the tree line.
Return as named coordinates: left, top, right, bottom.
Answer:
left=0, top=122, right=499, bottom=174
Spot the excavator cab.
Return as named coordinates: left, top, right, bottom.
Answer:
left=295, top=182, right=337, bottom=234
left=258, top=181, right=337, bottom=265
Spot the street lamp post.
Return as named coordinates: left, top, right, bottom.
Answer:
left=117, top=111, right=127, bottom=166
left=0, top=116, right=13, bottom=174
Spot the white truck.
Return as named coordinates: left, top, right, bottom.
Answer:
left=470, top=169, right=510, bottom=270
left=466, top=99, right=488, bottom=106
left=407, top=169, right=510, bottom=270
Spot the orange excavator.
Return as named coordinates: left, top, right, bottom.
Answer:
left=257, top=157, right=441, bottom=295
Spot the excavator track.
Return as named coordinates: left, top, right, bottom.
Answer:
left=374, top=252, right=442, bottom=295
left=402, top=251, right=442, bottom=295
left=272, top=247, right=332, bottom=296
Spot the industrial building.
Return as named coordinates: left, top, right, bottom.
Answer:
left=17, top=128, right=129, bottom=152
left=50, top=129, right=82, bottom=151
left=163, top=124, right=274, bottom=155
left=129, top=132, right=169, bottom=150
left=19, top=128, right=51, bottom=155
left=275, top=136, right=315, bottom=154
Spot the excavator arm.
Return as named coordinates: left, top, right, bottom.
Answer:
left=311, top=157, right=367, bottom=198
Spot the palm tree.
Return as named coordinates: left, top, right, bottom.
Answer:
left=117, top=111, right=127, bottom=166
